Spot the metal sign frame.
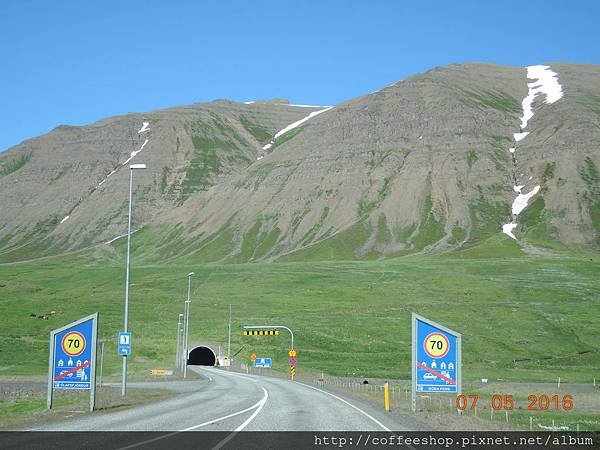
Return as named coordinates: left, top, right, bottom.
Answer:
left=47, top=312, right=98, bottom=412
left=411, top=313, right=461, bottom=413
left=243, top=324, right=296, bottom=380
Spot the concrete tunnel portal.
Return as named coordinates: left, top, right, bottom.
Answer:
left=187, top=345, right=216, bottom=366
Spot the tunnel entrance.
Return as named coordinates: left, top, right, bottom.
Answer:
left=187, top=346, right=216, bottom=366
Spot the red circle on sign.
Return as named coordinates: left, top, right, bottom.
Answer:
left=423, top=332, right=450, bottom=358
left=61, top=331, right=86, bottom=357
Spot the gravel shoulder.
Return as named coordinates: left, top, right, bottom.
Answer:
left=0, top=370, right=204, bottom=430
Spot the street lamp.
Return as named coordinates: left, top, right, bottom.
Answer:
left=183, top=272, right=195, bottom=378
left=176, top=313, right=183, bottom=367
left=121, top=163, right=146, bottom=397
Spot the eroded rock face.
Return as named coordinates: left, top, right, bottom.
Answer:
left=1, top=63, right=599, bottom=262
left=0, top=101, right=321, bottom=259
left=161, top=63, right=600, bottom=261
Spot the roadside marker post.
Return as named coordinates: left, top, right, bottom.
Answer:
left=384, top=382, right=390, bottom=412
left=411, top=313, right=461, bottom=413
left=47, top=313, right=98, bottom=412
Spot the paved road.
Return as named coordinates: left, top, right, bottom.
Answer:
left=25, top=367, right=417, bottom=433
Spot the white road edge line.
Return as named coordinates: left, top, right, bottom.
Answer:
left=117, top=386, right=268, bottom=450
left=212, top=387, right=269, bottom=450
left=234, top=387, right=268, bottom=431
left=296, top=382, right=391, bottom=431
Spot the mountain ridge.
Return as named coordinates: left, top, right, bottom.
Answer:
left=1, top=62, right=599, bottom=263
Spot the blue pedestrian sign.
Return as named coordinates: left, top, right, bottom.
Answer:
left=48, top=313, right=98, bottom=411
left=118, top=332, right=132, bottom=356
left=253, top=357, right=272, bottom=368
left=412, top=313, right=461, bottom=411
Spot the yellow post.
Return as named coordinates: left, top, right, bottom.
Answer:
left=384, top=382, right=391, bottom=412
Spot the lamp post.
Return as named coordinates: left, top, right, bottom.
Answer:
left=121, top=163, right=146, bottom=397
left=179, top=326, right=184, bottom=370
left=176, top=313, right=183, bottom=368
left=227, top=304, right=232, bottom=361
left=183, top=272, right=194, bottom=378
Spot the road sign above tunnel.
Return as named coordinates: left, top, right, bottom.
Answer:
left=244, top=330, right=280, bottom=336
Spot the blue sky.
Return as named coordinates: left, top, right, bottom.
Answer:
left=1, top=0, right=598, bottom=151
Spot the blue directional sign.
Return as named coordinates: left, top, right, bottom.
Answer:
left=118, top=332, right=132, bottom=356
left=412, top=313, right=461, bottom=399
left=253, top=357, right=272, bottom=368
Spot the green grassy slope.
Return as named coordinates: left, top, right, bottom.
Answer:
left=1, top=247, right=598, bottom=383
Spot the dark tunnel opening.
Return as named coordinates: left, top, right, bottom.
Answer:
left=187, top=346, right=216, bottom=366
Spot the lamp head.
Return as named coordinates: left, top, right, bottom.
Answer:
left=187, top=272, right=195, bottom=277
left=130, top=163, right=147, bottom=170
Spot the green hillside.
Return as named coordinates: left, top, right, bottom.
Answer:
left=1, top=242, right=598, bottom=383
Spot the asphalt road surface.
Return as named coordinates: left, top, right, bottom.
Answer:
left=25, top=367, right=417, bottom=433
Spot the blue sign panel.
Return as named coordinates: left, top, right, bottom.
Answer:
left=118, top=332, right=132, bottom=356
left=414, top=316, right=460, bottom=393
left=253, top=357, right=272, bottom=368
left=52, top=318, right=94, bottom=389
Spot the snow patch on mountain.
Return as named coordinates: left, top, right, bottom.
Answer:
left=514, top=132, right=529, bottom=142
left=138, top=122, right=150, bottom=134
left=259, top=107, right=333, bottom=156
left=512, top=185, right=541, bottom=215
left=520, top=65, right=564, bottom=130
left=502, top=222, right=518, bottom=240
left=289, top=103, right=333, bottom=108
left=502, top=65, right=563, bottom=240
left=273, top=107, right=333, bottom=140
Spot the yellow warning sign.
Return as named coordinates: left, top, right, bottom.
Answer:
left=150, top=369, right=173, bottom=376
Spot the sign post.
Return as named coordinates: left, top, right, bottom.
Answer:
left=47, top=313, right=98, bottom=412
left=411, top=313, right=461, bottom=413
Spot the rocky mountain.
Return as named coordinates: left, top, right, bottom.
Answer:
left=1, top=63, right=599, bottom=263
left=0, top=100, right=323, bottom=261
